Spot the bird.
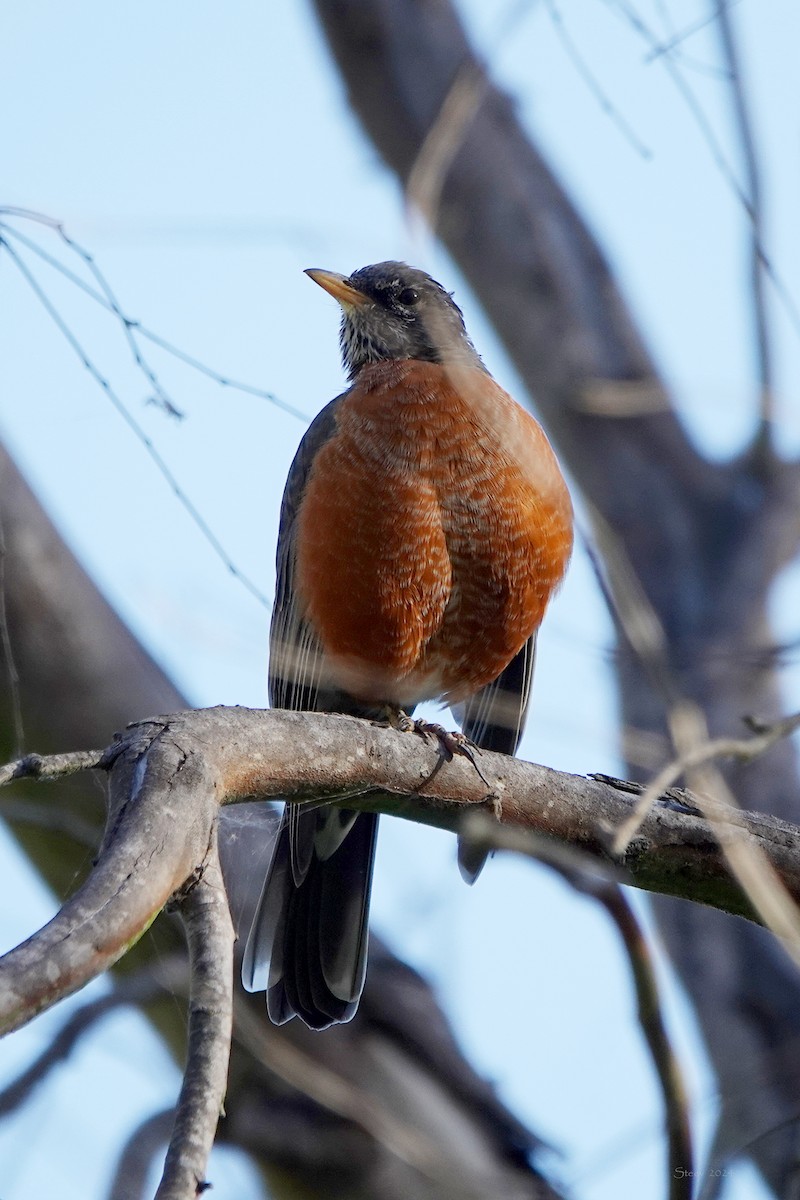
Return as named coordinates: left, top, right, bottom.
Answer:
left=242, top=261, right=573, bottom=1029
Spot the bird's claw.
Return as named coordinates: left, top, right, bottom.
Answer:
left=380, top=708, right=490, bottom=786
left=409, top=719, right=490, bottom=787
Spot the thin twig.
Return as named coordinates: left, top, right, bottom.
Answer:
left=459, top=813, right=694, bottom=1200
left=582, top=509, right=800, bottom=955
left=602, top=0, right=800, bottom=349
left=687, top=751, right=800, bottom=971
left=0, top=956, right=186, bottom=1118
left=0, top=234, right=270, bottom=610
left=583, top=501, right=800, bottom=966
left=543, top=0, right=651, bottom=158
left=64, top=221, right=189, bottom=422
left=613, top=710, right=800, bottom=854
left=108, top=1109, right=176, bottom=1200
left=713, top=0, right=774, bottom=449
left=646, top=0, right=743, bottom=64
left=614, top=702, right=800, bottom=969
left=601, top=889, right=694, bottom=1200
left=0, top=216, right=309, bottom=422
left=0, top=747, right=106, bottom=788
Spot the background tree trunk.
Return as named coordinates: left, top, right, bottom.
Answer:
left=309, top=0, right=800, bottom=1192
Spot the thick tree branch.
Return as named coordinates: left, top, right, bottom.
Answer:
left=0, top=722, right=215, bottom=1033
left=3, top=704, right=800, bottom=1042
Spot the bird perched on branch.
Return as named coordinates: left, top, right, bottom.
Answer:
left=243, top=262, right=573, bottom=1028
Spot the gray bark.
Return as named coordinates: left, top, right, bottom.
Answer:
left=309, top=0, right=800, bottom=1192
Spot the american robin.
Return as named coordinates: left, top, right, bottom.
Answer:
left=242, top=262, right=573, bottom=1028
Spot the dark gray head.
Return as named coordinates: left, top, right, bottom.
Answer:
left=305, top=261, right=483, bottom=381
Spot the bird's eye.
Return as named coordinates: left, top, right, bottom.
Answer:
left=397, top=287, right=419, bottom=307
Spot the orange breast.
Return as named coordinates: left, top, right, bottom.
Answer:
left=295, top=360, right=573, bottom=706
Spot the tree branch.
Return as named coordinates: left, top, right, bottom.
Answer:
left=2, top=704, right=800, bottom=1195
left=108, top=1109, right=175, bottom=1200
left=156, top=839, right=233, bottom=1200
left=0, top=721, right=216, bottom=1033
left=713, top=0, right=774, bottom=451
left=459, top=813, right=694, bottom=1200
left=3, top=706, right=800, bottom=1036
left=0, top=956, right=185, bottom=1118
left=614, top=711, right=800, bottom=851
left=0, top=747, right=106, bottom=786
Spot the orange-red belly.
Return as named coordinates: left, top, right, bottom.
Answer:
left=295, top=360, right=573, bottom=706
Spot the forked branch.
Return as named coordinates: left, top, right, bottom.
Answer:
left=2, top=704, right=800, bottom=1197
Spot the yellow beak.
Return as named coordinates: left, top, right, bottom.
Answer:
left=305, top=268, right=369, bottom=309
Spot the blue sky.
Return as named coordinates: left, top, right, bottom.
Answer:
left=1, top=2, right=799, bottom=1197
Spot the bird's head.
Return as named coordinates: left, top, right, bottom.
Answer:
left=305, top=261, right=482, bottom=381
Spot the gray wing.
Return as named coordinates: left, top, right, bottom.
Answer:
left=457, top=634, right=536, bottom=756
left=268, top=395, right=340, bottom=715
left=454, top=634, right=536, bottom=882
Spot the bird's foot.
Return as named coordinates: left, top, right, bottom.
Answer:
left=411, top=719, right=473, bottom=759
left=385, top=710, right=490, bottom=787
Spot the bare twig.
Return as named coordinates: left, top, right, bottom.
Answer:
left=0, top=231, right=270, bottom=609
left=583, top=503, right=800, bottom=960
left=713, top=0, right=774, bottom=448
left=602, top=0, right=800, bottom=349
left=646, top=0, right=743, bottom=63
left=0, top=956, right=186, bottom=1118
left=613, top=710, right=800, bottom=853
left=543, top=0, right=651, bottom=158
left=156, top=839, right=233, bottom=1200
left=108, top=1109, right=175, bottom=1200
left=614, top=704, right=800, bottom=967
left=0, top=209, right=309, bottom=423
left=688, top=754, right=800, bottom=969
left=0, top=747, right=106, bottom=788
left=602, top=888, right=693, bottom=1200
left=459, top=813, right=694, bottom=1200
